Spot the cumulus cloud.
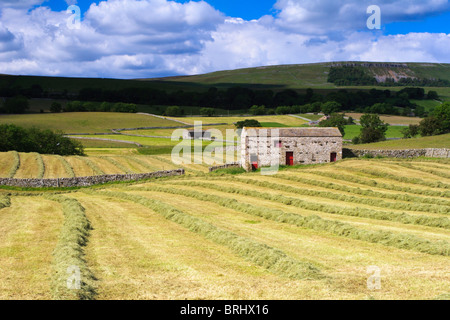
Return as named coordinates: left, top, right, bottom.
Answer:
left=0, top=0, right=46, bottom=9
left=273, top=0, right=450, bottom=34
left=0, top=0, right=448, bottom=78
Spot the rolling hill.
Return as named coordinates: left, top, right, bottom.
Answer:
left=2, top=62, right=450, bottom=97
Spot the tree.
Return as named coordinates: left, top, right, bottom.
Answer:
left=249, top=105, right=266, bottom=115
left=235, top=119, right=262, bottom=129
left=358, top=114, right=389, bottom=143
left=401, top=124, right=420, bottom=139
left=419, top=116, right=441, bottom=136
left=318, top=113, right=347, bottom=136
left=50, top=102, right=62, bottom=113
left=432, top=102, right=450, bottom=134
left=200, top=107, right=215, bottom=117
left=0, top=124, right=84, bottom=155
left=165, top=106, right=182, bottom=117
left=321, top=101, right=342, bottom=115
left=1, top=96, right=29, bottom=114
left=427, top=91, right=439, bottom=100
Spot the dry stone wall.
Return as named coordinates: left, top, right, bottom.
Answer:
left=344, top=148, right=450, bottom=158
left=209, top=163, right=241, bottom=172
left=0, top=169, right=185, bottom=188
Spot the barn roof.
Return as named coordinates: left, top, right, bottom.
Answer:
left=242, top=127, right=342, bottom=137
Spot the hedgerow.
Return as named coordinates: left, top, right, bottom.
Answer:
left=45, top=194, right=96, bottom=300
left=128, top=184, right=450, bottom=256
left=86, top=189, right=322, bottom=280
left=7, top=151, right=20, bottom=178
left=57, top=156, right=76, bottom=178
left=76, top=156, right=105, bottom=176
left=168, top=180, right=450, bottom=229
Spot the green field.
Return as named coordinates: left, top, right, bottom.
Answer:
left=0, top=112, right=180, bottom=134
left=350, top=133, right=450, bottom=150
left=343, top=125, right=406, bottom=140
left=1, top=158, right=449, bottom=299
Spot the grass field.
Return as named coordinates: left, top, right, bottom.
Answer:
left=350, top=133, right=450, bottom=150
left=345, top=113, right=423, bottom=125
left=0, top=158, right=449, bottom=300
left=0, top=112, right=180, bottom=134
left=167, top=115, right=307, bottom=127
left=343, top=125, right=406, bottom=140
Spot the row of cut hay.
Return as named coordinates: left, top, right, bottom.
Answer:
left=57, top=156, right=76, bottom=178
left=129, top=185, right=450, bottom=256
left=234, top=176, right=448, bottom=214
left=308, top=171, right=450, bottom=198
left=384, top=158, right=450, bottom=165
left=124, top=156, right=160, bottom=172
left=390, top=162, right=450, bottom=180
left=35, top=153, right=45, bottom=179
left=76, top=156, right=105, bottom=176
left=339, top=166, right=450, bottom=190
left=168, top=180, right=450, bottom=229
left=273, top=174, right=450, bottom=207
left=8, top=151, right=20, bottom=178
left=0, top=194, right=10, bottom=209
left=98, top=156, right=131, bottom=174
left=44, top=194, right=96, bottom=300
left=86, top=189, right=322, bottom=280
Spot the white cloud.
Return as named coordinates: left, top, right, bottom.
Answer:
left=0, top=0, right=448, bottom=78
left=273, top=0, right=450, bottom=34
left=0, top=0, right=46, bottom=9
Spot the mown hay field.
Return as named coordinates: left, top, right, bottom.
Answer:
left=0, top=152, right=214, bottom=178
left=0, top=157, right=449, bottom=300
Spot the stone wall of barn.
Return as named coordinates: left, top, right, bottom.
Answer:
left=241, top=133, right=343, bottom=171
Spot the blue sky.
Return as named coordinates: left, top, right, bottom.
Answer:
left=42, top=0, right=449, bottom=33
left=0, top=0, right=449, bottom=78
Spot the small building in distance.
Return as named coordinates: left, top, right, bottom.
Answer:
left=183, top=130, right=212, bottom=140
left=240, top=127, right=343, bottom=171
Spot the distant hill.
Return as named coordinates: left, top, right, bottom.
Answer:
left=1, top=61, right=449, bottom=97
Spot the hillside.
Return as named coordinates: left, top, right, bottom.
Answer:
left=350, top=133, right=450, bottom=150
left=2, top=62, right=450, bottom=97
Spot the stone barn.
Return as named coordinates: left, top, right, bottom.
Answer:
left=240, top=127, right=343, bottom=171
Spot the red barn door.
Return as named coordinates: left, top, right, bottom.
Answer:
left=330, top=152, right=337, bottom=162
left=286, top=152, right=294, bottom=166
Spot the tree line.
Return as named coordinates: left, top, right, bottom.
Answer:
left=0, top=124, right=85, bottom=155
left=328, top=66, right=450, bottom=87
